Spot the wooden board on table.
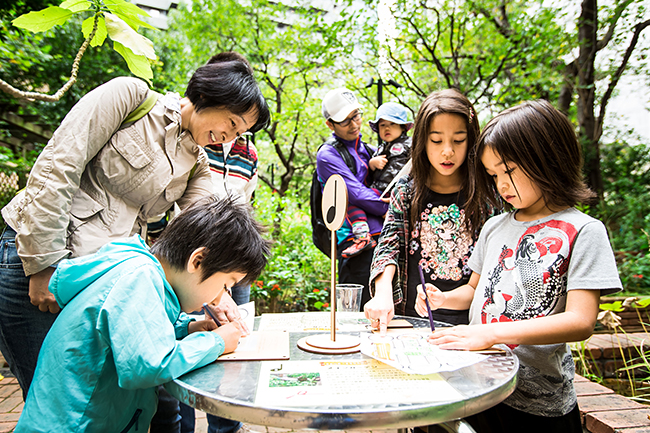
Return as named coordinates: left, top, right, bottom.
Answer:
left=218, top=331, right=290, bottom=361
left=387, top=319, right=413, bottom=328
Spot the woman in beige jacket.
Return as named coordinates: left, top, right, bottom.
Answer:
left=0, top=58, right=270, bottom=401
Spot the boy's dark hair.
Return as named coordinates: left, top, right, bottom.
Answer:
left=185, top=59, right=270, bottom=134
left=208, top=51, right=252, bottom=72
left=150, top=196, right=270, bottom=285
left=410, top=88, right=485, bottom=235
left=472, top=99, right=594, bottom=213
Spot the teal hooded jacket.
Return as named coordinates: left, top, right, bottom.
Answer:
left=15, top=236, right=225, bottom=432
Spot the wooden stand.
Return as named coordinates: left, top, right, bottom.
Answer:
left=298, top=335, right=360, bottom=355
left=300, top=174, right=360, bottom=354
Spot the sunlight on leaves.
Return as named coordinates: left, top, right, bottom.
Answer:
left=600, top=301, right=625, bottom=312
left=82, top=15, right=107, bottom=47
left=105, top=13, right=155, bottom=60
left=12, top=7, right=74, bottom=33
left=634, top=297, right=650, bottom=308
left=59, top=0, right=91, bottom=13
left=113, top=40, right=153, bottom=83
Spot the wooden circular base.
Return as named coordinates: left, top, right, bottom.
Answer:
left=297, top=335, right=361, bottom=355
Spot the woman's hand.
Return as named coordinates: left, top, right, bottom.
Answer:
left=29, top=267, right=60, bottom=313
left=427, top=325, right=495, bottom=351
left=208, top=294, right=250, bottom=336
left=369, top=155, right=388, bottom=171
left=414, top=283, right=445, bottom=317
left=214, top=321, right=245, bottom=354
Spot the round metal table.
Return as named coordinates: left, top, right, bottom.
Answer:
left=166, top=315, right=518, bottom=431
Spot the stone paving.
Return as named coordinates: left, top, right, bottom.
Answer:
left=0, top=375, right=22, bottom=433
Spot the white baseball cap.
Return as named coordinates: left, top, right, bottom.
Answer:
left=322, top=88, right=363, bottom=122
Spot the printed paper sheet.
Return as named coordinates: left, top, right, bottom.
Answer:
left=360, top=332, right=488, bottom=375
left=255, top=359, right=463, bottom=407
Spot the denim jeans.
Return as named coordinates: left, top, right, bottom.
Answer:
left=0, top=226, right=58, bottom=400
left=179, top=282, right=250, bottom=433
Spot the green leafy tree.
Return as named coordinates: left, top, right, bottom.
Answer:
left=156, top=0, right=349, bottom=235
left=1, top=0, right=157, bottom=101
left=152, top=0, right=352, bottom=303
left=349, top=0, right=649, bottom=203
left=558, top=0, right=650, bottom=199
left=345, top=0, right=571, bottom=115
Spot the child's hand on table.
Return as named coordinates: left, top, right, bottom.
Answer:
left=414, top=283, right=445, bottom=317
left=214, top=321, right=245, bottom=354
left=427, top=325, right=495, bottom=351
left=208, top=295, right=250, bottom=336
left=364, top=295, right=395, bottom=336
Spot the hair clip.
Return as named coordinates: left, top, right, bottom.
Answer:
left=468, top=107, right=475, bottom=124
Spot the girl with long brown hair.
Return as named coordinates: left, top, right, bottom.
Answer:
left=364, top=89, right=491, bottom=330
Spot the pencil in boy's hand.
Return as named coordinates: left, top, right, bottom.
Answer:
left=202, top=303, right=222, bottom=327
left=417, top=265, right=436, bottom=332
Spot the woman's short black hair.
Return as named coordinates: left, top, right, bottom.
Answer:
left=150, top=196, right=271, bottom=285
left=185, top=60, right=270, bottom=133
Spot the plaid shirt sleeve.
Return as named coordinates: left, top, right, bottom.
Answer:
left=369, top=177, right=411, bottom=310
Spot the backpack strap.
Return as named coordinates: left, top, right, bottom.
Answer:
left=120, top=90, right=160, bottom=128
left=188, top=162, right=198, bottom=180
left=119, top=90, right=200, bottom=180
left=323, top=137, right=359, bottom=175
left=362, top=142, right=375, bottom=159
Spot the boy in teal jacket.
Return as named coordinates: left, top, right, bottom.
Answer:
left=15, top=196, right=270, bottom=432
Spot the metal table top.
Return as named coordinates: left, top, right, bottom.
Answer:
left=166, top=315, right=518, bottom=430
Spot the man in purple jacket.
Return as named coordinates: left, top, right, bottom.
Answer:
left=317, top=88, right=389, bottom=307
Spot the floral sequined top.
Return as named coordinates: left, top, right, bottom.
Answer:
left=370, top=176, right=476, bottom=323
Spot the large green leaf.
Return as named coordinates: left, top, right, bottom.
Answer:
left=103, top=0, right=156, bottom=30
left=82, top=15, right=107, bottom=47
left=113, top=40, right=153, bottom=83
left=59, top=0, right=91, bottom=13
left=12, top=6, right=74, bottom=33
left=103, top=0, right=150, bottom=20
left=115, top=12, right=157, bottom=31
left=105, top=13, right=155, bottom=60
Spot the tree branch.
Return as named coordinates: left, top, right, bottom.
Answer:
left=595, top=18, right=650, bottom=142
left=403, top=3, right=454, bottom=89
left=0, top=13, right=100, bottom=102
left=596, top=0, right=633, bottom=51
left=471, top=0, right=513, bottom=38
left=558, top=60, right=577, bottom=115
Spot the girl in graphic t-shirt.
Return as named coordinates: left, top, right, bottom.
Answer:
left=421, top=100, right=622, bottom=432
left=364, top=89, right=493, bottom=327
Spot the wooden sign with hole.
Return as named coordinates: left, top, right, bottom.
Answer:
left=321, top=174, right=348, bottom=232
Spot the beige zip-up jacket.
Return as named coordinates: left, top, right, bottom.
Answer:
left=1, top=77, right=214, bottom=276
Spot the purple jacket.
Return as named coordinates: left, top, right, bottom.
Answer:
left=316, top=133, right=388, bottom=244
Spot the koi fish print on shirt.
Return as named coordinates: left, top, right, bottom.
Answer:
left=481, top=220, right=579, bottom=327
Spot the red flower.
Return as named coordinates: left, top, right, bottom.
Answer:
left=272, top=284, right=280, bottom=291
left=256, top=280, right=263, bottom=288
left=323, top=303, right=329, bottom=308
left=313, top=289, right=320, bottom=293
left=633, top=274, right=644, bottom=279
